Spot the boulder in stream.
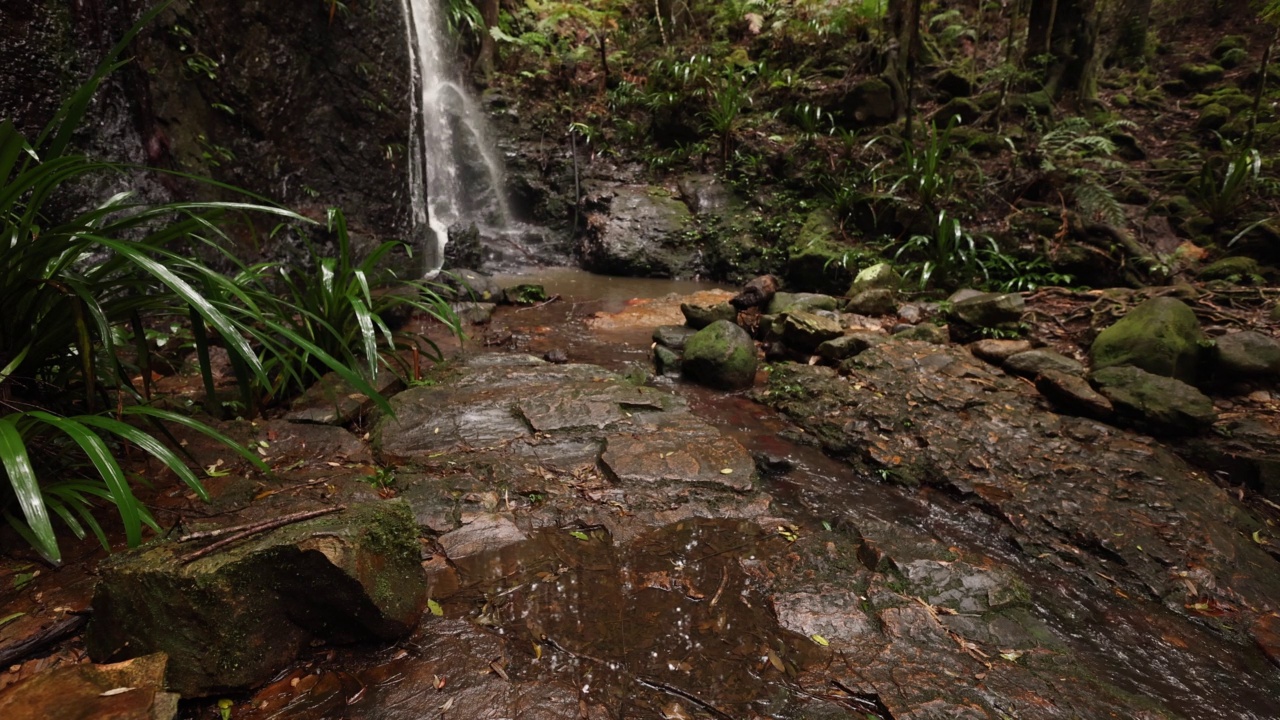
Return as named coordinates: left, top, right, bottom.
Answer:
left=682, top=320, right=758, bottom=390
left=579, top=185, right=697, bottom=277
left=1090, top=365, right=1217, bottom=433
left=86, top=501, right=426, bottom=697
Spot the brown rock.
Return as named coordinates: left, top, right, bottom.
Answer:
left=1252, top=614, right=1280, bottom=668
left=969, top=339, right=1034, bottom=365
left=1035, top=370, right=1113, bottom=418
left=0, top=653, right=177, bottom=719
left=731, top=274, right=780, bottom=310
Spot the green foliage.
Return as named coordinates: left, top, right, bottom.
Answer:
left=1037, top=116, right=1133, bottom=227
left=893, top=212, right=1002, bottom=289
left=1191, top=141, right=1262, bottom=226
left=0, top=5, right=459, bottom=563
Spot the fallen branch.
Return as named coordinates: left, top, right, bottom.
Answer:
left=516, top=293, right=563, bottom=312
left=179, top=506, right=345, bottom=565
left=0, top=612, right=88, bottom=667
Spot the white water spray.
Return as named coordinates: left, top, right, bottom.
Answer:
left=399, top=0, right=510, bottom=276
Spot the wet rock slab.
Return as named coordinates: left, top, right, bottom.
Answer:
left=0, top=653, right=177, bottom=720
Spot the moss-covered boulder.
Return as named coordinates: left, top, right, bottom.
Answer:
left=841, top=77, right=896, bottom=126
left=502, top=283, right=548, bottom=305
left=785, top=209, right=856, bottom=295
left=682, top=320, right=758, bottom=390
left=86, top=501, right=426, bottom=697
left=847, top=262, right=901, bottom=296
left=1179, top=64, right=1225, bottom=91
left=579, top=185, right=696, bottom=277
left=1090, top=366, right=1217, bottom=433
left=767, top=291, right=840, bottom=315
left=1199, top=256, right=1261, bottom=281
left=1089, top=297, right=1206, bottom=383
left=1197, top=103, right=1231, bottom=131
left=845, top=289, right=898, bottom=316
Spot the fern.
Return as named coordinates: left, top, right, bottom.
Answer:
left=1074, top=181, right=1126, bottom=227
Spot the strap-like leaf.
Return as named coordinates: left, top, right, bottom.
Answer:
left=73, top=414, right=208, bottom=501
left=26, top=411, right=141, bottom=548
left=0, top=417, right=60, bottom=563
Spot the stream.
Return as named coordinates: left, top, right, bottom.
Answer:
left=227, top=269, right=1280, bottom=720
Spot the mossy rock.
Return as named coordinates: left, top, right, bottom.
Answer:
left=841, top=77, right=896, bottom=127
left=1212, top=35, right=1247, bottom=60
left=682, top=319, right=759, bottom=390
left=785, top=209, right=856, bottom=295
left=933, top=68, right=974, bottom=98
left=1112, top=93, right=1131, bottom=108
left=934, top=97, right=982, bottom=126
left=1199, top=256, right=1260, bottom=281
left=1197, top=103, right=1232, bottom=131
left=1010, top=91, right=1053, bottom=116
left=1090, top=366, right=1217, bottom=434
left=1089, top=297, right=1206, bottom=383
left=949, top=126, right=1007, bottom=155
left=1218, top=47, right=1249, bottom=70
left=502, top=283, right=548, bottom=305
left=1179, top=64, right=1225, bottom=91
left=86, top=501, right=427, bottom=697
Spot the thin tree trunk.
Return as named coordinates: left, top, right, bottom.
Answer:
left=478, top=0, right=499, bottom=78
left=1247, top=29, right=1277, bottom=148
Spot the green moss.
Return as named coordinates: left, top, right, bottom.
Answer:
left=1090, top=297, right=1206, bottom=382
left=1197, top=103, right=1231, bottom=131
left=1179, top=63, right=1225, bottom=90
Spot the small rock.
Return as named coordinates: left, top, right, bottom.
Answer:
left=1004, top=349, right=1085, bottom=377
left=1035, top=370, right=1113, bottom=418
left=1090, top=366, right=1217, bottom=433
left=286, top=369, right=404, bottom=425
left=1214, top=331, right=1280, bottom=377
left=682, top=320, right=759, bottom=390
left=893, top=323, right=949, bottom=344
left=502, top=283, right=548, bottom=305
left=847, top=262, right=901, bottom=295
left=1249, top=390, right=1273, bottom=403
left=653, top=324, right=697, bottom=350
left=653, top=344, right=682, bottom=376
left=451, top=301, right=497, bottom=325
left=969, top=339, right=1034, bottom=365
left=816, top=332, right=888, bottom=361
left=947, top=288, right=987, bottom=304
left=1199, top=256, right=1260, bottom=281
left=681, top=301, right=737, bottom=329
left=731, top=274, right=780, bottom=310
left=767, top=292, right=841, bottom=315
left=897, top=304, right=923, bottom=324
left=440, top=269, right=503, bottom=302
left=782, top=311, right=844, bottom=352
left=948, top=292, right=1025, bottom=328
left=1090, top=297, right=1206, bottom=383
left=845, top=288, right=897, bottom=316
left=543, top=348, right=569, bottom=364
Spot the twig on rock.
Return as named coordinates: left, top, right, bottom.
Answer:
left=179, top=505, right=345, bottom=565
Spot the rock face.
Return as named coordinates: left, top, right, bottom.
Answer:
left=682, top=320, right=758, bottom=390
left=579, top=185, right=697, bottom=277
left=0, top=2, right=414, bottom=246
left=87, top=501, right=426, bottom=697
left=1090, top=365, right=1217, bottom=433
left=0, top=653, right=178, bottom=720
left=1090, top=297, right=1206, bottom=382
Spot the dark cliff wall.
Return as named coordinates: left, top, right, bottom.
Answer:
left=1, top=0, right=414, bottom=250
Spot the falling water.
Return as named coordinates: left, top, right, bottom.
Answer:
left=399, top=0, right=510, bottom=276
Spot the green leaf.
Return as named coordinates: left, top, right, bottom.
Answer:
left=810, top=634, right=829, bottom=646
left=569, top=530, right=590, bottom=541
left=0, top=417, right=59, bottom=563
left=427, top=598, right=443, bottom=616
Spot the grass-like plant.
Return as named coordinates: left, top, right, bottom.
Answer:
left=1191, top=141, right=1262, bottom=227
left=893, top=211, right=1002, bottom=289
left=1, top=4, right=458, bottom=563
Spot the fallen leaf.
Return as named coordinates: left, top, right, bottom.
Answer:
left=999, top=650, right=1023, bottom=662
left=570, top=530, right=590, bottom=541
left=440, top=697, right=454, bottom=711
left=433, top=674, right=446, bottom=690
left=99, top=687, right=134, bottom=696
left=719, top=468, right=734, bottom=475
left=427, top=599, right=443, bottom=617
left=810, top=634, right=829, bottom=647
left=766, top=647, right=785, bottom=672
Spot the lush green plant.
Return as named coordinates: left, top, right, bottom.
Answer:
left=1036, top=116, right=1133, bottom=227
left=0, top=5, right=457, bottom=563
left=892, top=212, right=1001, bottom=289
left=1191, top=142, right=1262, bottom=226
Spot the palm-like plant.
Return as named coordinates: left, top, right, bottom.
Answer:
left=0, top=4, right=458, bottom=563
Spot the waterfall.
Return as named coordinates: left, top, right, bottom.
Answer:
left=399, top=0, right=510, bottom=277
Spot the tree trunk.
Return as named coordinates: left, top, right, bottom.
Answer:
left=884, top=0, right=923, bottom=128
left=1110, top=0, right=1153, bottom=67
left=478, top=0, right=499, bottom=78
left=1025, top=0, right=1100, bottom=99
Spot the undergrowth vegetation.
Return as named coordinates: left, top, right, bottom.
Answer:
left=0, top=6, right=458, bottom=563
